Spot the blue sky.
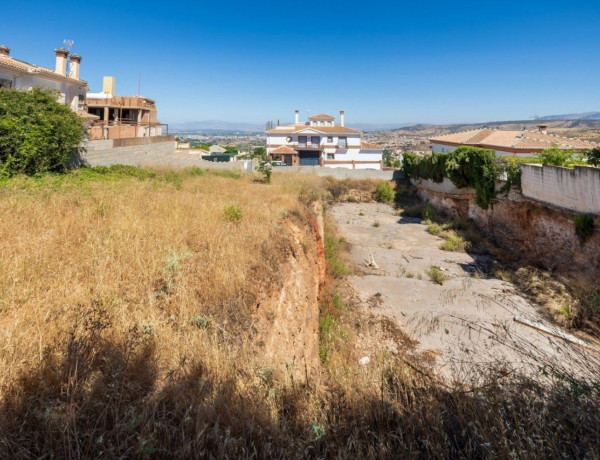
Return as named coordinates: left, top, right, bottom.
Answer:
left=2, top=1, right=599, bottom=125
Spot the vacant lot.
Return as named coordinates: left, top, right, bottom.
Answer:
left=331, top=202, right=598, bottom=381
left=0, top=168, right=599, bottom=458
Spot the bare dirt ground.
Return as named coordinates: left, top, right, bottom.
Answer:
left=331, top=202, right=598, bottom=382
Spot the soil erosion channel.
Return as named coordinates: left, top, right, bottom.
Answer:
left=331, top=202, right=595, bottom=380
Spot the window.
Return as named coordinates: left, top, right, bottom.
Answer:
left=77, top=94, right=85, bottom=110
left=311, top=136, right=319, bottom=146
left=327, top=136, right=333, bottom=143
left=298, top=136, right=307, bottom=147
left=0, top=78, right=12, bottom=89
left=339, top=136, right=347, bottom=148
left=327, top=153, right=334, bottom=160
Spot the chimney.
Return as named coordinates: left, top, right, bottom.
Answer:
left=102, top=76, right=116, bottom=96
left=54, top=48, right=69, bottom=75
left=69, top=54, right=81, bottom=80
left=0, top=45, right=10, bottom=57
left=537, top=124, right=547, bottom=134
left=294, top=109, right=299, bottom=124
left=340, top=110, right=345, bottom=127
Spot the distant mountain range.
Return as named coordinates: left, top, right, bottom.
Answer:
left=171, top=120, right=265, bottom=132
left=171, top=120, right=415, bottom=133
left=170, top=113, right=600, bottom=133
left=535, top=112, right=600, bottom=121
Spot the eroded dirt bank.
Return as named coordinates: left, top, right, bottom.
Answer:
left=252, top=203, right=326, bottom=382
left=331, top=202, right=597, bottom=380
left=414, top=181, right=600, bottom=281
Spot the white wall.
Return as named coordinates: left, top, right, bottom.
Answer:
left=1, top=70, right=86, bottom=112
left=521, top=164, right=600, bottom=214
left=431, top=143, right=456, bottom=154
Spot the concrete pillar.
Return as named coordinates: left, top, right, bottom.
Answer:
left=103, top=106, right=109, bottom=121
left=352, top=160, right=356, bottom=169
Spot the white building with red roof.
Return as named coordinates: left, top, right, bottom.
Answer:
left=266, top=109, right=383, bottom=169
left=0, top=45, right=88, bottom=116
left=430, top=126, right=598, bottom=157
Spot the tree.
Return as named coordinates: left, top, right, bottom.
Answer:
left=536, top=145, right=574, bottom=167
left=253, top=147, right=266, bottom=159
left=0, top=87, right=85, bottom=177
left=383, top=149, right=393, bottom=167
left=587, top=147, right=600, bottom=167
left=257, top=161, right=272, bottom=184
left=225, top=146, right=238, bottom=154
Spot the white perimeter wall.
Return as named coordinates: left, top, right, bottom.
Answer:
left=521, top=164, right=600, bottom=214
left=431, top=143, right=535, bottom=157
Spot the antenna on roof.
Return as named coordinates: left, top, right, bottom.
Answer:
left=63, top=39, right=74, bottom=51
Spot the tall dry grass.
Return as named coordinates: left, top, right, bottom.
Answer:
left=0, top=167, right=599, bottom=457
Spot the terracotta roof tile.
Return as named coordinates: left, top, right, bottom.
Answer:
left=431, top=128, right=598, bottom=151
left=308, top=113, right=335, bottom=120
left=267, top=123, right=360, bottom=135
left=0, top=55, right=87, bottom=86
left=270, top=145, right=297, bottom=154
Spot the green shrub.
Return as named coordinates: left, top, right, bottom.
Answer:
left=426, top=266, right=446, bottom=285
left=375, top=181, right=395, bottom=203
left=537, top=146, right=575, bottom=167
left=422, top=203, right=437, bottom=221
left=318, top=314, right=337, bottom=362
left=224, top=205, right=243, bottom=221
left=257, top=161, right=273, bottom=183
left=440, top=231, right=468, bottom=252
left=587, top=147, right=600, bottom=167
left=403, top=147, right=497, bottom=209
left=574, top=213, right=596, bottom=242
left=427, top=223, right=441, bottom=235
left=0, top=88, right=85, bottom=177
left=324, top=234, right=350, bottom=277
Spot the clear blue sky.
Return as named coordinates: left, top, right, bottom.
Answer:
left=2, top=1, right=599, bottom=125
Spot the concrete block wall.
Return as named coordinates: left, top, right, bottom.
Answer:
left=78, top=141, right=178, bottom=167
left=71, top=140, right=253, bottom=172
left=521, top=164, right=600, bottom=214
left=278, top=166, right=402, bottom=180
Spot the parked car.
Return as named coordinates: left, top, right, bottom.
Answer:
left=271, top=161, right=287, bottom=167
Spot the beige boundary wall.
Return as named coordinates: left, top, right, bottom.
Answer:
left=520, top=164, right=600, bottom=215
left=276, top=166, right=402, bottom=180
left=72, top=140, right=252, bottom=172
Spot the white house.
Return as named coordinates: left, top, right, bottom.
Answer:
left=0, top=45, right=88, bottom=114
left=266, top=110, right=383, bottom=169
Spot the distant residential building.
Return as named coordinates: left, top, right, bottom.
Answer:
left=209, top=145, right=227, bottom=154
left=86, top=76, right=165, bottom=140
left=0, top=45, right=88, bottom=115
left=266, top=110, right=383, bottom=169
left=430, top=126, right=598, bottom=156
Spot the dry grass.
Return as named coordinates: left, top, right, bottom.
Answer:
left=0, top=167, right=599, bottom=457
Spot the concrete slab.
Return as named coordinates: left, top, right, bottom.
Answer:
left=331, top=202, right=597, bottom=381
